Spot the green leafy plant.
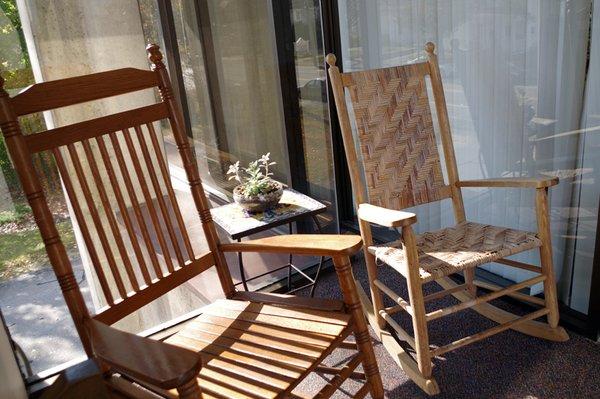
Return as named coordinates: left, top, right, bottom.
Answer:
left=227, top=153, right=278, bottom=197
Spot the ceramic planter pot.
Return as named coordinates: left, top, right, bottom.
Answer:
left=233, top=181, right=284, bottom=213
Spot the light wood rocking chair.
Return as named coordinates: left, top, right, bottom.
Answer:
left=0, top=44, right=384, bottom=399
left=326, top=43, right=569, bottom=395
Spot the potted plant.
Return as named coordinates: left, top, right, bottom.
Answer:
left=227, top=153, right=284, bottom=213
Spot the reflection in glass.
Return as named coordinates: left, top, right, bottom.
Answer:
left=291, top=0, right=338, bottom=232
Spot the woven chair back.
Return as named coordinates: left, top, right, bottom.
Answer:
left=342, top=62, right=452, bottom=210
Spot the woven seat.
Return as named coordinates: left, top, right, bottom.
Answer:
left=369, top=222, right=542, bottom=283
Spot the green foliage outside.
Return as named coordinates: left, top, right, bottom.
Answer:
left=0, top=0, right=31, bottom=87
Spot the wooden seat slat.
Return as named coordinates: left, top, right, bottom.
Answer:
left=232, top=291, right=345, bottom=312
left=167, top=334, right=305, bottom=380
left=184, top=321, right=325, bottom=358
left=200, top=355, right=294, bottom=388
left=198, top=366, right=281, bottom=399
left=210, top=299, right=351, bottom=325
left=174, top=329, right=316, bottom=368
left=198, top=306, right=348, bottom=336
left=189, top=314, right=334, bottom=348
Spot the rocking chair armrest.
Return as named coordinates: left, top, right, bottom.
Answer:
left=85, top=319, right=202, bottom=390
left=357, top=203, right=417, bottom=227
left=457, top=176, right=558, bottom=189
left=218, top=234, right=363, bottom=257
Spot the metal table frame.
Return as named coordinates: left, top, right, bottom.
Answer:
left=211, top=189, right=328, bottom=297
left=235, top=217, right=325, bottom=296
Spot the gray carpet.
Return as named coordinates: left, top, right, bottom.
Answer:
left=297, top=255, right=600, bottom=398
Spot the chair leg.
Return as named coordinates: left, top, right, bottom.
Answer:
left=535, top=188, right=560, bottom=328
left=332, top=255, right=384, bottom=399
left=359, top=220, right=387, bottom=330
left=354, top=281, right=440, bottom=395
left=364, top=249, right=387, bottom=330
left=402, top=226, right=432, bottom=378
left=538, top=245, right=560, bottom=328
left=406, top=278, right=432, bottom=377
left=464, top=268, right=477, bottom=297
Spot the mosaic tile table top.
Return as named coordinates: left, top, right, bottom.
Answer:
left=211, top=188, right=327, bottom=239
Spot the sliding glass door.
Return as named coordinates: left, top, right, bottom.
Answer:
left=290, top=0, right=338, bottom=228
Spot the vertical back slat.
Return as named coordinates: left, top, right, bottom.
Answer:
left=95, top=136, right=152, bottom=286
left=133, top=125, right=186, bottom=268
left=66, top=143, right=128, bottom=299
left=52, top=147, right=115, bottom=305
left=81, top=140, right=139, bottom=292
left=108, top=131, right=164, bottom=279
left=146, top=122, right=195, bottom=261
left=121, top=128, right=175, bottom=273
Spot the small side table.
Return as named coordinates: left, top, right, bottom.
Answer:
left=211, top=188, right=327, bottom=296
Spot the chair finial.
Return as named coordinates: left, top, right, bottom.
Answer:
left=425, top=42, right=435, bottom=54
left=325, top=53, right=337, bottom=67
left=146, top=44, right=165, bottom=70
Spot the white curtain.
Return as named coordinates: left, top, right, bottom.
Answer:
left=338, top=0, right=595, bottom=309
left=569, top=0, right=600, bottom=313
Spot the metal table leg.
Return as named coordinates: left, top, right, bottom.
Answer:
left=237, top=214, right=325, bottom=295
left=237, top=238, right=249, bottom=291
left=310, top=215, right=325, bottom=297
left=287, top=222, right=293, bottom=291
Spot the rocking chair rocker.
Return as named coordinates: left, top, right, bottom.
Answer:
left=0, top=45, right=384, bottom=398
left=326, top=42, right=568, bottom=395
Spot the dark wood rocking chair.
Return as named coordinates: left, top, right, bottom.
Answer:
left=326, top=43, right=569, bottom=395
left=0, top=44, right=384, bottom=399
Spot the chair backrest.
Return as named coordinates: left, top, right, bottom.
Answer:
left=327, top=43, right=466, bottom=222
left=0, top=45, right=234, bottom=354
